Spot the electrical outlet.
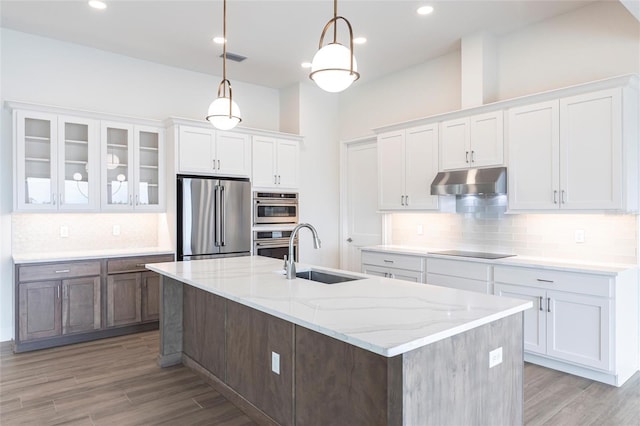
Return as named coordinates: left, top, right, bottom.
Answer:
left=575, top=229, right=585, bottom=243
left=271, top=351, right=280, bottom=375
left=489, top=347, right=503, bottom=368
left=60, top=226, right=69, bottom=238
left=112, top=225, right=121, bottom=236
left=417, top=224, right=424, bottom=235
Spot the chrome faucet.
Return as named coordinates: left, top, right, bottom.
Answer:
left=285, top=223, right=321, bottom=279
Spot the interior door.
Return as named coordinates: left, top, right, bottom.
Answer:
left=342, top=139, right=382, bottom=272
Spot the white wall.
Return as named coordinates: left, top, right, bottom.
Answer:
left=497, top=1, right=640, bottom=100
left=337, top=51, right=461, bottom=141
left=0, top=29, right=281, bottom=342
left=297, top=82, right=340, bottom=268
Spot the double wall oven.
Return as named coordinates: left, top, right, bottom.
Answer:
left=253, top=192, right=298, bottom=262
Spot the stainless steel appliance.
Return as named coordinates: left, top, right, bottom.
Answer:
left=253, top=192, right=298, bottom=225
left=253, top=230, right=298, bottom=262
left=177, top=175, right=251, bottom=261
left=429, top=250, right=515, bottom=260
left=431, top=166, right=507, bottom=196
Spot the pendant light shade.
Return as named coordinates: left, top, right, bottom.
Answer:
left=206, top=0, right=242, bottom=130
left=309, top=0, right=360, bottom=93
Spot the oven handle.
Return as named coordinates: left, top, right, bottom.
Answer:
left=254, top=240, right=298, bottom=248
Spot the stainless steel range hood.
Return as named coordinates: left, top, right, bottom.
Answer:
left=430, top=167, right=507, bottom=196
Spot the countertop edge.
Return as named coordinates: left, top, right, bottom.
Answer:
left=361, top=246, right=637, bottom=275
left=13, top=248, right=175, bottom=264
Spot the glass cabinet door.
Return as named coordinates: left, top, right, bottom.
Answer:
left=134, top=126, right=163, bottom=209
left=102, top=122, right=134, bottom=209
left=58, top=116, right=98, bottom=210
left=16, top=111, right=58, bottom=210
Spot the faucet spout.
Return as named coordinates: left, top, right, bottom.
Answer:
left=285, top=223, right=321, bottom=279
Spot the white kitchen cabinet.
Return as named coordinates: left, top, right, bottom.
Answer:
left=440, top=111, right=503, bottom=171
left=178, top=125, right=250, bottom=177
left=426, top=257, right=492, bottom=294
left=101, top=122, right=165, bottom=211
left=361, top=250, right=425, bottom=283
left=377, top=124, right=439, bottom=210
left=493, top=265, right=639, bottom=386
left=15, top=111, right=100, bottom=212
left=508, top=87, right=636, bottom=212
left=252, top=136, right=299, bottom=189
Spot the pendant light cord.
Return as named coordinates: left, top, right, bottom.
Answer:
left=222, top=0, right=227, bottom=97
left=333, top=0, right=337, bottom=44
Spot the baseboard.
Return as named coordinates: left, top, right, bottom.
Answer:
left=524, top=353, right=629, bottom=387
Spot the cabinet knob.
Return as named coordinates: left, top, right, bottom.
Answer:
left=346, top=237, right=353, bottom=243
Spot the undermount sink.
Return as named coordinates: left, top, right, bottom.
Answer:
left=295, top=268, right=362, bottom=284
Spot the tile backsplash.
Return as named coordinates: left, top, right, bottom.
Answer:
left=12, top=213, right=166, bottom=255
left=391, top=213, right=639, bottom=265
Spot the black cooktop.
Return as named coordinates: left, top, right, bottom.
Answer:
left=429, top=250, right=516, bottom=260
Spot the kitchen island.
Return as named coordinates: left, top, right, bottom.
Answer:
left=147, top=256, right=531, bottom=426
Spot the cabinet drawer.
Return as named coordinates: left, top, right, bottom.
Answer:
left=361, top=251, right=425, bottom=272
left=107, top=254, right=174, bottom=274
left=19, top=261, right=101, bottom=282
left=494, top=266, right=612, bottom=298
left=427, top=258, right=491, bottom=281
left=426, top=273, right=490, bottom=294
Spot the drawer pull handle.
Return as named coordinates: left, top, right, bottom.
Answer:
left=536, top=279, right=554, bottom=283
left=383, top=260, right=394, bottom=263
left=55, top=269, right=70, bottom=274
left=135, top=263, right=146, bottom=267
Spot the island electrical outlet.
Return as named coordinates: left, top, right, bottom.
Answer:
left=271, top=351, right=280, bottom=375
left=489, top=347, right=503, bottom=368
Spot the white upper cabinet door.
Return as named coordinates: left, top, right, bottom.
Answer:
left=404, top=124, right=439, bottom=210
left=469, top=111, right=503, bottom=167
left=276, top=139, right=299, bottom=189
left=560, top=89, right=622, bottom=210
left=440, top=118, right=470, bottom=170
left=15, top=110, right=58, bottom=211
left=252, top=136, right=277, bottom=187
left=216, top=131, right=251, bottom=177
left=546, top=290, right=611, bottom=371
left=101, top=121, right=135, bottom=210
left=178, top=125, right=216, bottom=174
left=58, top=115, right=99, bottom=211
left=134, top=125, right=164, bottom=211
left=507, top=100, right=560, bottom=211
left=377, top=131, right=405, bottom=210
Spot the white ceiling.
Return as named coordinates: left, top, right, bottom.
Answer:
left=1, top=0, right=597, bottom=89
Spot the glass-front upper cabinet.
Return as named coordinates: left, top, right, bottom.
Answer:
left=101, top=121, right=134, bottom=209
left=15, top=110, right=98, bottom=211
left=134, top=125, right=164, bottom=210
left=58, top=115, right=99, bottom=210
left=101, top=122, right=164, bottom=211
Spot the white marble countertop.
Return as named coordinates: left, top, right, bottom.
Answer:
left=362, top=245, right=637, bottom=275
left=147, top=256, right=531, bottom=358
left=13, top=247, right=174, bottom=264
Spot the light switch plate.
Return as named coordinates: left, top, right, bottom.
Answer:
left=271, top=351, right=280, bottom=375
left=112, top=225, right=121, bottom=236
left=489, top=347, right=503, bottom=368
left=417, top=224, right=424, bottom=235
left=60, top=226, right=69, bottom=238
left=575, top=229, right=585, bottom=243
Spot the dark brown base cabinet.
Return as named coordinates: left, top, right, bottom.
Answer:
left=14, top=254, right=173, bottom=353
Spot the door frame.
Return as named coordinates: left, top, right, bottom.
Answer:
left=339, top=135, right=386, bottom=270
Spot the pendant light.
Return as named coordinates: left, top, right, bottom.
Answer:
left=206, top=0, right=241, bottom=130
left=309, top=0, right=360, bottom=93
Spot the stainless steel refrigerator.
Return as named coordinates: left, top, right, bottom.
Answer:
left=177, top=175, right=251, bottom=260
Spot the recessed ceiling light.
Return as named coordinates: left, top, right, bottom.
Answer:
left=301, top=62, right=312, bottom=69
left=213, top=36, right=226, bottom=44
left=353, top=37, right=367, bottom=45
left=417, top=5, right=434, bottom=15
left=88, top=0, right=107, bottom=10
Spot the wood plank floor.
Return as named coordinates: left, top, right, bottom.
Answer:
left=1, top=331, right=638, bottom=425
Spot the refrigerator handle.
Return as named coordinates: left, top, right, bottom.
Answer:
left=220, top=186, right=226, bottom=246
left=215, top=185, right=222, bottom=247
